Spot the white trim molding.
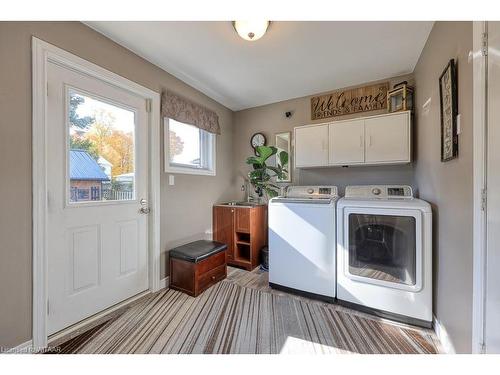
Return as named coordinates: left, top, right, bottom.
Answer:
left=3, top=340, right=34, bottom=354
left=32, top=37, right=161, bottom=349
left=159, top=276, right=170, bottom=290
left=472, top=21, right=488, bottom=354
left=433, top=316, right=456, bottom=354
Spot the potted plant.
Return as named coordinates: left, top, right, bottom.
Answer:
left=246, top=145, right=288, bottom=201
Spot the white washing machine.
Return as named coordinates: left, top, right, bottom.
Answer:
left=336, top=185, right=432, bottom=327
left=269, top=186, right=338, bottom=302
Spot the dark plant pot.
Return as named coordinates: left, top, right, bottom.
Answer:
left=260, top=246, right=269, bottom=271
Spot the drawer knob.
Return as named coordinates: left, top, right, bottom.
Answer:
left=211, top=275, right=216, bottom=280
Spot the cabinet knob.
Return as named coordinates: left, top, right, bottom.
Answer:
left=211, top=276, right=216, bottom=280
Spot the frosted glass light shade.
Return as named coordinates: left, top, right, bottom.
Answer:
left=233, top=21, right=270, bottom=41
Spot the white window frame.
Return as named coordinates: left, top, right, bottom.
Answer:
left=164, top=117, right=216, bottom=176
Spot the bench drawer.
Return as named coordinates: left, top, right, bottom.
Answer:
left=197, top=251, right=226, bottom=275
left=198, top=264, right=226, bottom=293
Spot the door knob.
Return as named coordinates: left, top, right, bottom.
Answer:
left=139, top=207, right=151, bottom=214
left=139, top=198, right=150, bottom=214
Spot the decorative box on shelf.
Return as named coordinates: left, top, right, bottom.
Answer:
left=387, top=81, right=414, bottom=113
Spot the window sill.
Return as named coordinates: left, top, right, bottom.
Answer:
left=165, top=165, right=216, bottom=176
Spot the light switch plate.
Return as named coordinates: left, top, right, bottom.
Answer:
left=168, top=175, right=175, bottom=186
left=456, top=114, right=461, bottom=135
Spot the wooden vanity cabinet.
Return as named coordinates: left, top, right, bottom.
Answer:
left=213, top=205, right=267, bottom=271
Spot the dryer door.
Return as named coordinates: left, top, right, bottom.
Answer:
left=342, top=207, right=423, bottom=292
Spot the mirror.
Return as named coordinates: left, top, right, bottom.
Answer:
left=275, top=131, right=291, bottom=182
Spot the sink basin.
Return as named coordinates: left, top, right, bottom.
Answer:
left=220, top=201, right=257, bottom=207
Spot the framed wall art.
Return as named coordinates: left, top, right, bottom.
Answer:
left=439, top=59, right=459, bottom=162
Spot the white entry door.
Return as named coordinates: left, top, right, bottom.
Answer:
left=46, top=61, right=150, bottom=335
left=485, top=21, right=500, bottom=353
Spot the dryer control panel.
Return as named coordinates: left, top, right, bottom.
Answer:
left=345, top=185, right=413, bottom=199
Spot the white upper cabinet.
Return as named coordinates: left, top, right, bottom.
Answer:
left=294, top=111, right=411, bottom=168
left=329, top=119, right=365, bottom=165
left=365, top=112, right=410, bottom=164
left=294, top=124, right=329, bottom=167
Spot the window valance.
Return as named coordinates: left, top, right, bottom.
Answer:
left=161, top=90, right=221, bottom=135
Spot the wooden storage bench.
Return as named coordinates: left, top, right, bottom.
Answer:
left=169, top=240, right=228, bottom=297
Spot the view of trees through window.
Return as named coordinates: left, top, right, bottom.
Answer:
left=168, top=119, right=207, bottom=169
left=68, top=92, right=135, bottom=202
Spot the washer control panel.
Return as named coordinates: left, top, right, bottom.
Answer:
left=285, top=186, right=338, bottom=199
left=345, top=185, right=413, bottom=199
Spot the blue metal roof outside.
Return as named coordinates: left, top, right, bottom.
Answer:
left=70, top=150, right=110, bottom=181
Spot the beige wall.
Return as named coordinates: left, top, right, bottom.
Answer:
left=0, top=22, right=234, bottom=348
left=414, top=21, right=473, bottom=353
left=232, top=75, right=415, bottom=198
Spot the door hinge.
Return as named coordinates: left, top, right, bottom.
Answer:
left=145, top=99, right=152, bottom=113
left=482, top=32, right=488, bottom=57
left=481, top=188, right=487, bottom=211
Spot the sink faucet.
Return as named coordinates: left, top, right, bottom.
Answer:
left=279, top=185, right=290, bottom=197
left=241, top=179, right=254, bottom=202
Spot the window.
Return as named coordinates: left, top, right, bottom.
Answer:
left=67, top=91, right=136, bottom=203
left=164, top=118, right=216, bottom=175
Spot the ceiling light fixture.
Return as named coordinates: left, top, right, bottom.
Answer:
left=233, top=21, right=270, bottom=41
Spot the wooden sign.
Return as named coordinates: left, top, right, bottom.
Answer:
left=311, top=82, right=389, bottom=120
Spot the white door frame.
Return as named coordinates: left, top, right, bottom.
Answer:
left=472, top=21, right=488, bottom=354
left=32, top=37, right=161, bottom=349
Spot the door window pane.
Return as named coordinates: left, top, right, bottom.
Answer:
left=348, top=213, right=416, bottom=285
left=68, top=91, right=135, bottom=202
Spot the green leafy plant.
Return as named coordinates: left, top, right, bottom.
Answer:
left=246, top=146, right=289, bottom=199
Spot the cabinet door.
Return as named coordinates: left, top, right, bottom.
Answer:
left=294, top=124, right=329, bottom=167
left=365, top=112, right=410, bottom=164
left=234, top=208, right=250, bottom=233
left=213, top=206, right=235, bottom=259
left=329, top=120, right=365, bottom=165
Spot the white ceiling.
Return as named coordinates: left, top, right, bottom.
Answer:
left=86, top=21, right=433, bottom=111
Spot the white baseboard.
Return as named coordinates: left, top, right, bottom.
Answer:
left=159, top=276, right=170, bottom=289
left=3, top=339, right=34, bottom=354
left=433, top=315, right=456, bottom=354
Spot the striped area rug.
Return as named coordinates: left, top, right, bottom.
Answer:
left=60, top=280, right=440, bottom=354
